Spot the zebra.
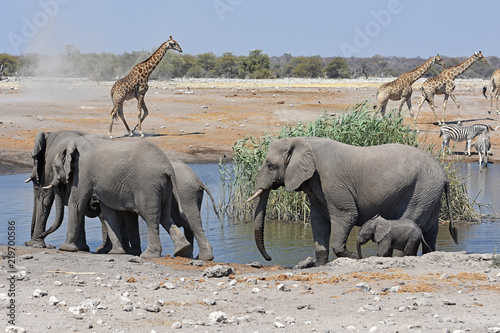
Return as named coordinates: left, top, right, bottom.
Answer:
left=439, top=124, right=495, bottom=155
left=474, top=132, right=491, bottom=168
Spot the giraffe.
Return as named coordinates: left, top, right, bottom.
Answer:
left=482, top=68, right=500, bottom=115
left=375, top=54, right=445, bottom=117
left=108, top=36, right=182, bottom=138
left=415, top=51, right=488, bottom=126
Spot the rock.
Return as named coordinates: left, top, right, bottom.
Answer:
left=145, top=304, right=160, bottom=313
left=68, top=306, right=84, bottom=314
left=162, top=282, right=175, bottom=290
left=202, top=265, right=234, bottom=278
left=33, top=289, right=48, bottom=298
left=188, top=259, right=206, bottom=267
left=171, top=322, right=182, bottom=329
left=293, top=257, right=316, bottom=269
left=276, top=283, right=290, bottom=292
left=208, top=311, right=228, bottom=325
left=356, top=282, right=371, bottom=292
left=363, top=304, right=381, bottom=311
left=275, top=321, right=285, bottom=328
left=203, top=298, right=217, bottom=306
left=247, top=262, right=263, bottom=268
left=21, top=254, right=33, bottom=260
left=5, top=326, right=26, bottom=333
left=48, top=296, right=59, bottom=306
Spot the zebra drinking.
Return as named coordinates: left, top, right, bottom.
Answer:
left=474, top=132, right=491, bottom=168
left=439, top=124, right=495, bottom=155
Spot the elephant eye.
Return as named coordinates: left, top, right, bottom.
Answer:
left=267, top=163, right=277, bottom=171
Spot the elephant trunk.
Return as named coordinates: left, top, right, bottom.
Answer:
left=253, top=189, right=272, bottom=261
left=356, top=240, right=363, bottom=259
left=41, top=193, right=65, bottom=238
left=30, top=184, right=39, bottom=238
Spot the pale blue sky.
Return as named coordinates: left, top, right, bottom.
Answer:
left=1, top=0, right=498, bottom=58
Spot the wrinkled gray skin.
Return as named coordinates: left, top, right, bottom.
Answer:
left=356, top=215, right=431, bottom=258
left=98, top=159, right=218, bottom=260
left=46, top=134, right=191, bottom=259
left=250, top=137, right=458, bottom=265
left=25, top=130, right=96, bottom=249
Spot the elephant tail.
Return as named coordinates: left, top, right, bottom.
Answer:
left=201, top=184, right=221, bottom=220
left=444, top=180, right=458, bottom=244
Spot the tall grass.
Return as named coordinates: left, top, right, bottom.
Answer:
left=218, top=102, right=478, bottom=223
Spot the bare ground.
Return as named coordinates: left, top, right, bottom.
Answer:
left=1, top=77, right=500, bottom=332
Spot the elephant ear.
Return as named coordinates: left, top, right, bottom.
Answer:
left=51, top=140, right=78, bottom=186
left=31, top=131, right=48, bottom=184
left=284, top=137, right=316, bottom=192
left=373, top=220, right=391, bottom=243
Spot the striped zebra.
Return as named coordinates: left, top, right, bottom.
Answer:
left=439, top=124, right=494, bottom=155
left=474, top=132, right=491, bottom=168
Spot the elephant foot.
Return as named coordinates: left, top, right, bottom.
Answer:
left=140, top=248, right=161, bottom=259
left=173, top=242, right=193, bottom=258
left=315, top=249, right=329, bottom=266
left=25, top=238, right=46, bottom=248
left=335, top=249, right=360, bottom=260
left=128, top=247, right=142, bottom=256
left=109, top=248, right=127, bottom=255
left=59, top=242, right=79, bottom=252
left=77, top=243, right=90, bottom=252
left=197, top=253, right=215, bottom=261
left=95, top=242, right=112, bottom=254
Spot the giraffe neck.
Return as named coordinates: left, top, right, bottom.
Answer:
left=447, top=55, right=478, bottom=79
left=405, top=57, right=436, bottom=84
left=138, top=41, right=170, bottom=78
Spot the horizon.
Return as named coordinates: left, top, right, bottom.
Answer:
left=1, top=1, right=499, bottom=59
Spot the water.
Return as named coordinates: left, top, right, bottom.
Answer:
left=1, top=163, right=499, bottom=267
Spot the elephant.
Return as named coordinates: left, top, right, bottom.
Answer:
left=25, top=130, right=94, bottom=249
left=97, top=159, right=218, bottom=260
left=356, top=214, right=431, bottom=258
left=248, top=137, right=458, bottom=265
left=44, top=133, right=192, bottom=258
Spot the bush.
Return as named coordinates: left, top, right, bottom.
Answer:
left=219, top=102, right=477, bottom=224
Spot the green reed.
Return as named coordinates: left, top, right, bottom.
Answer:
left=218, top=102, right=477, bottom=223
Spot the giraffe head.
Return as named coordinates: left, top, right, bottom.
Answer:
left=166, top=36, right=183, bottom=53
left=435, top=54, right=446, bottom=68
left=474, top=51, right=488, bottom=64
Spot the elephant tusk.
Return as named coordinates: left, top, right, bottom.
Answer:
left=43, top=185, right=53, bottom=190
left=247, top=189, right=263, bottom=202
left=24, top=177, right=33, bottom=183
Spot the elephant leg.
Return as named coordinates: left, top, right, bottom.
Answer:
left=95, top=215, right=112, bottom=254
left=122, top=211, right=141, bottom=256
left=159, top=196, right=192, bottom=258
left=99, top=204, right=126, bottom=254
left=60, top=202, right=85, bottom=252
left=404, top=238, right=421, bottom=256
left=310, top=203, right=331, bottom=265
left=329, top=210, right=359, bottom=260
left=183, top=207, right=214, bottom=261
left=141, top=216, right=162, bottom=259
left=377, top=238, right=393, bottom=257
left=26, top=190, right=53, bottom=248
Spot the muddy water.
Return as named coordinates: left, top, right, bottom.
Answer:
left=1, top=163, right=499, bottom=267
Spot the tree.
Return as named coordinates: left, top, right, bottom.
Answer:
left=216, top=52, right=238, bottom=78
left=289, top=56, right=324, bottom=78
left=239, top=49, right=271, bottom=79
left=325, top=57, right=350, bottom=78
left=196, top=52, right=217, bottom=77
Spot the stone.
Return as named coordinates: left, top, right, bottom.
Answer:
left=33, top=289, right=48, bottom=298
left=202, top=265, right=234, bottom=278
left=293, top=256, right=316, bottom=269
left=208, top=311, right=228, bottom=325
left=356, top=282, right=371, bottom=292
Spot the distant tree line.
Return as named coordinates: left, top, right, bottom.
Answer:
left=1, top=47, right=500, bottom=81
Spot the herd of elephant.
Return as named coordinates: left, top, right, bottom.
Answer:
left=24, top=130, right=459, bottom=265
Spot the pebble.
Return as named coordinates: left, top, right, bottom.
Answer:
left=355, top=282, right=371, bottom=292
left=208, top=311, right=228, bottom=325
left=33, top=289, right=48, bottom=298
left=202, top=265, right=234, bottom=278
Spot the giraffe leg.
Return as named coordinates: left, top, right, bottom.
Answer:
left=138, top=98, right=149, bottom=137
left=424, top=94, right=441, bottom=126
left=116, top=104, right=133, bottom=136
left=449, top=93, right=461, bottom=125
left=133, top=96, right=148, bottom=137
left=495, top=90, right=500, bottom=115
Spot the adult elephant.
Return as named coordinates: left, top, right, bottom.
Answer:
left=25, top=130, right=94, bottom=249
left=248, top=137, right=458, bottom=265
left=44, top=133, right=191, bottom=258
left=98, top=159, right=218, bottom=260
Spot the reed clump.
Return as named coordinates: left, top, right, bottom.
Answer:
left=218, top=102, right=478, bottom=223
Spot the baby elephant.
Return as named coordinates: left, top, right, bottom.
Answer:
left=356, top=215, right=429, bottom=258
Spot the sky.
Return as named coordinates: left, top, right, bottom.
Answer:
left=1, top=0, right=499, bottom=59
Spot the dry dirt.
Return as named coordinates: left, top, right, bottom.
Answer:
left=1, top=77, right=500, bottom=332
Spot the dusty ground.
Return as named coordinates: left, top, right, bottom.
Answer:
left=1, top=245, right=499, bottom=332
left=1, top=77, right=499, bottom=174
left=1, top=77, right=500, bottom=332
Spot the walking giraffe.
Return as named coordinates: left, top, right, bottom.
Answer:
left=415, top=51, right=488, bottom=126
left=482, top=68, right=500, bottom=115
left=375, top=55, right=445, bottom=117
left=108, top=36, right=182, bottom=138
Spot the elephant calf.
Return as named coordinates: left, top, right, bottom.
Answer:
left=356, top=215, right=429, bottom=258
